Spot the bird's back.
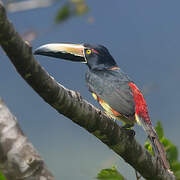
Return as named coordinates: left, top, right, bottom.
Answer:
left=86, top=68, right=135, bottom=117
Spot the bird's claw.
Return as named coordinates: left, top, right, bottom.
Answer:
left=121, top=124, right=135, bottom=137
left=126, top=129, right=136, bottom=137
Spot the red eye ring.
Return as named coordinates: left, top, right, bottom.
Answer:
left=92, top=49, right=99, bottom=54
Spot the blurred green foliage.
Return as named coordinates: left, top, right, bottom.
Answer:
left=145, top=121, right=180, bottom=179
left=0, top=172, right=5, bottom=180
left=55, top=0, right=88, bottom=23
left=97, top=166, right=125, bottom=180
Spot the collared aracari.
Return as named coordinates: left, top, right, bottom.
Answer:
left=34, top=43, right=170, bottom=169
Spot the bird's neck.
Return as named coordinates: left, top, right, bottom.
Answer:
left=107, top=66, right=120, bottom=70
left=89, top=66, right=120, bottom=71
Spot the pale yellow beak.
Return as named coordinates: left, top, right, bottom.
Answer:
left=34, top=43, right=86, bottom=62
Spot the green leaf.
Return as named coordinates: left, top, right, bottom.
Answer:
left=55, top=4, right=71, bottom=23
left=55, top=0, right=88, bottom=24
left=144, top=140, right=153, bottom=154
left=174, top=171, right=180, bottom=180
left=166, top=143, right=178, bottom=163
left=161, top=138, right=171, bottom=147
left=160, top=137, right=178, bottom=163
left=171, top=161, right=180, bottom=172
left=97, top=166, right=126, bottom=180
left=0, top=172, right=6, bottom=180
left=155, top=121, right=164, bottom=139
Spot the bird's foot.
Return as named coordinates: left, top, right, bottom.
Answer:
left=126, top=129, right=136, bottom=137
left=121, top=124, right=135, bottom=137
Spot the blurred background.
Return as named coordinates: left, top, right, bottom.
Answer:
left=1, top=0, right=180, bottom=179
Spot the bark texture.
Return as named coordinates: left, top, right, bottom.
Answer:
left=0, top=2, right=175, bottom=180
left=0, top=98, right=54, bottom=180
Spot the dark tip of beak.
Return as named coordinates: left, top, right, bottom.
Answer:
left=33, top=49, right=40, bottom=55
left=34, top=47, right=58, bottom=58
left=34, top=47, right=48, bottom=55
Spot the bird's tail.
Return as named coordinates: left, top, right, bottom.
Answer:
left=136, top=114, right=170, bottom=169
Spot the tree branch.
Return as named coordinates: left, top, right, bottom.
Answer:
left=0, top=98, right=54, bottom=180
left=0, top=2, right=175, bottom=180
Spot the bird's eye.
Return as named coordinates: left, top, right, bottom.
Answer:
left=86, top=49, right=92, bottom=54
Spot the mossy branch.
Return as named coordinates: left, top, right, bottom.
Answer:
left=0, top=98, right=54, bottom=180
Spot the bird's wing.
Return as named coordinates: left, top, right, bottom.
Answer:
left=86, top=69, right=135, bottom=116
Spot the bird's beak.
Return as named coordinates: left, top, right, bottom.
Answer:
left=34, top=43, right=86, bottom=63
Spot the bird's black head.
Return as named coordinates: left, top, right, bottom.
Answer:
left=34, top=43, right=118, bottom=70
left=83, top=43, right=118, bottom=70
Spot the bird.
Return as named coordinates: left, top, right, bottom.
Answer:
left=34, top=43, right=170, bottom=169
